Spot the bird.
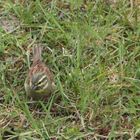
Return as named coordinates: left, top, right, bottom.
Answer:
left=24, top=46, right=55, bottom=100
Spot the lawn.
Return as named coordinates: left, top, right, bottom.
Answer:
left=0, top=0, right=140, bottom=139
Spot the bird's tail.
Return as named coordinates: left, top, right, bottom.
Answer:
left=33, top=46, right=42, bottom=64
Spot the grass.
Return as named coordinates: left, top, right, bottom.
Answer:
left=0, top=0, right=140, bottom=139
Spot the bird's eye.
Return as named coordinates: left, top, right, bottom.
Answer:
left=37, top=75, right=48, bottom=85
left=37, top=81, right=42, bottom=85
left=37, top=80, right=45, bottom=87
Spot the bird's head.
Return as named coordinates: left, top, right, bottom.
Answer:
left=30, top=72, right=49, bottom=93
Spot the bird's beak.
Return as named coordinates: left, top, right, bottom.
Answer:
left=31, top=85, right=37, bottom=90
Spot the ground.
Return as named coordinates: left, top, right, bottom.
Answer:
left=0, top=0, right=140, bottom=139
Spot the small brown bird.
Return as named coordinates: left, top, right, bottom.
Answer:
left=24, top=46, right=55, bottom=100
